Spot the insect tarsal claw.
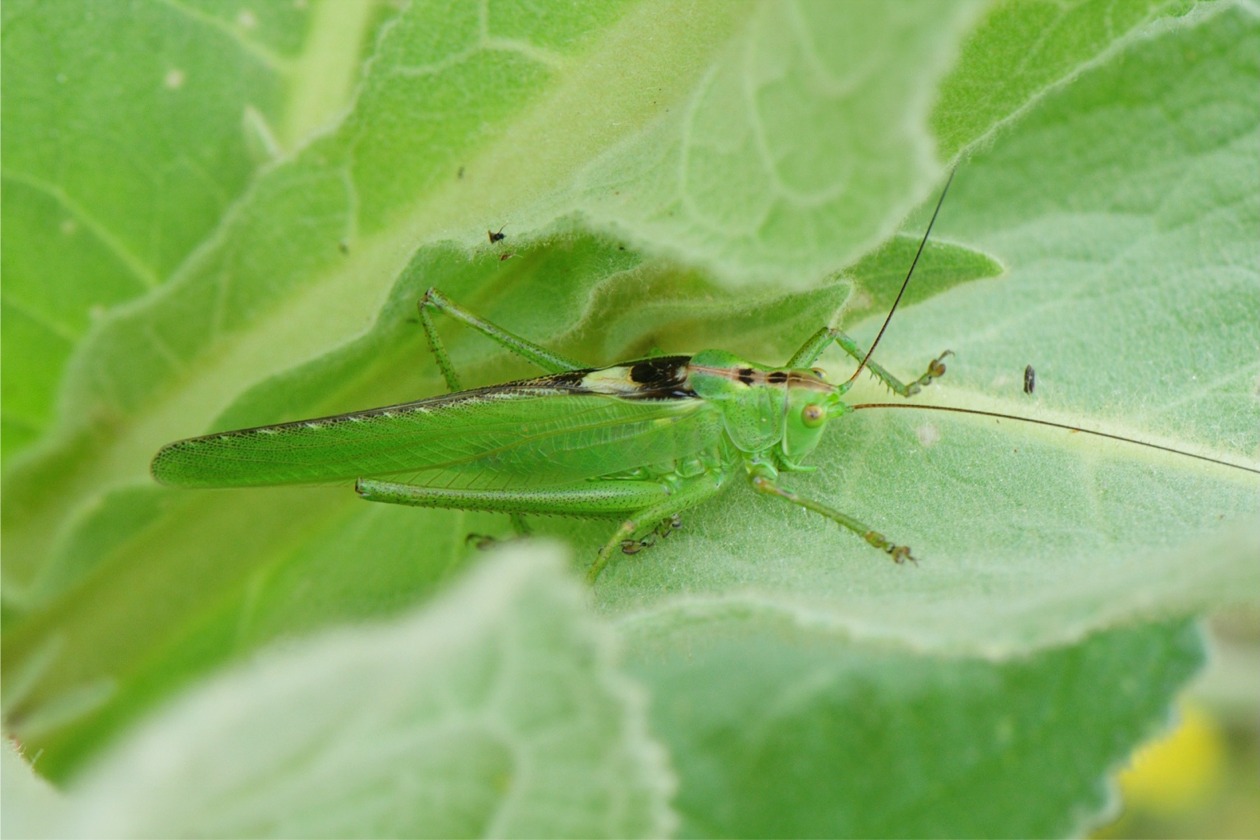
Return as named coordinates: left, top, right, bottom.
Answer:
left=927, top=349, right=954, bottom=380
left=888, top=545, right=915, bottom=565
left=655, top=514, right=683, bottom=538
left=621, top=536, right=656, bottom=555
left=466, top=533, right=495, bottom=550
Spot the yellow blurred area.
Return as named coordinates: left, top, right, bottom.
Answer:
left=1118, top=703, right=1223, bottom=815
left=1098, top=614, right=1260, bottom=839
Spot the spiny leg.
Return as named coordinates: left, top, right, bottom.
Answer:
left=357, top=478, right=673, bottom=517
left=748, top=470, right=915, bottom=564
left=357, top=476, right=692, bottom=580
left=418, top=287, right=585, bottom=392
left=787, top=326, right=950, bottom=397
left=589, top=477, right=726, bottom=583
left=416, top=287, right=588, bottom=539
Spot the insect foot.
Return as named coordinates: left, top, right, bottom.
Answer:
left=465, top=532, right=525, bottom=551
left=907, top=350, right=954, bottom=395
left=864, top=530, right=917, bottom=565
left=621, top=536, right=657, bottom=555
left=655, top=514, right=683, bottom=539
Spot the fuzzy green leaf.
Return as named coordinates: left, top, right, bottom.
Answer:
left=3, top=1, right=1256, bottom=836
left=22, top=547, right=675, bottom=838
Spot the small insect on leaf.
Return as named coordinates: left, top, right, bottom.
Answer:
left=488, top=225, right=506, bottom=243
left=1024, top=364, right=1036, bottom=394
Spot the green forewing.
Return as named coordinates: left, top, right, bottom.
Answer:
left=151, top=374, right=720, bottom=490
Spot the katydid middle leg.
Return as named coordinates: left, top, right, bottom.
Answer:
left=747, top=465, right=915, bottom=564
left=588, top=471, right=731, bottom=582
left=619, top=514, right=684, bottom=555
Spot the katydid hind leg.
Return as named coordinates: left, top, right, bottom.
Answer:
left=509, top=513, right=533, bottom=536
left=748, top=470, right=915, bottom=564
left=355, top=477, right=674, bottom=517
left=357, top=475, right=693, bottom=575
left=419, top=290, right=463, bottom=392
left=418, top=288, right=585, bottom=393
left=466, top=532, right=518, bottom=551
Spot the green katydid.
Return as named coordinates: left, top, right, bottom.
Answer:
left=151, top=175, right=1259, bottom=582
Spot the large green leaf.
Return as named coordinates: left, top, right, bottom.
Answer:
left=3, top=1, right=1257, bottom=835
left=0, top=0, right=382, bottom=457
left=626, top=616, right=1206, bottom=838
left=5, top=547, right=677, bottom=838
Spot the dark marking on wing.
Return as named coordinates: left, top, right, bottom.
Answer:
left=622, top=355, right=695, bottom=399
left=514, top=355, right=695, bottom=400
left=543, top=369, right=594, bottom=388
left=737, top=368, right=756, bottom=386
left=629, top=357, right=682, bottom=385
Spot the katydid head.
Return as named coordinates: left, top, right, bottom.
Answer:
left=781, top=378, right=850, bottom=466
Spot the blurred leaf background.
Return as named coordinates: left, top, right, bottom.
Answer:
left=2, top=0, right=1258, bottom=836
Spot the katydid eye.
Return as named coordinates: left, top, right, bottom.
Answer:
left=802, top=403, right=826, bottom=427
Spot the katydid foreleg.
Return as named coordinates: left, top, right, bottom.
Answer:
left=787, top=326, right=951, bottom=398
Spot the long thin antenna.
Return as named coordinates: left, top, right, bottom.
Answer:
left=852, top=402, right=1260, bottom=475
left=847, top=169, right=957, bottom=387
